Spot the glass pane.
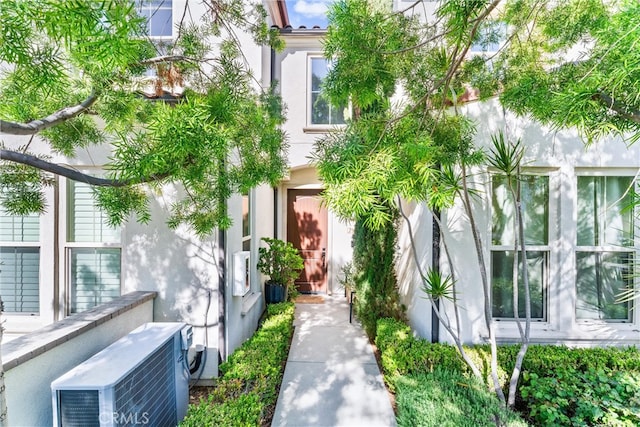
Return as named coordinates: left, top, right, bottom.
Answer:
left=70, top=248, right=121, bottom=313
left=68, top=181, right=120, bottom=243
left=242, top=194, right=250, bottom=238
left=577, top=177, right=597, bottom=245
left=149, top=9, right=172, bottom=37
left=577, top=176, right=633, bottom=246
left=0, top=247, right=39, bottom=313
left=492, top=175, right=548, bottom=246
left=311, top=58, right=328, bottom=91
left=330, top=103, right=345, bottom=124
left=605, top=177, right=633, bottom=246
left=491, top=250, right=546, bottom=319
left=576, top=252, right=631, bottom=321
left=312, top=93, right=329, bottom=124
left=0, top=210, right=39, bottom=242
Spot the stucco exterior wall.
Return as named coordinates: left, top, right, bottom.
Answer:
left=276, top=34, right=334, bottom=168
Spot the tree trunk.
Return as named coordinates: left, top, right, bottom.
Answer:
left=507, top=169, right=531, bottom=407
left=461, top=163, right=506, bottom=404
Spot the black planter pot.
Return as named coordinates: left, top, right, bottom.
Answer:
left=265, top=282, right=286, bottom=303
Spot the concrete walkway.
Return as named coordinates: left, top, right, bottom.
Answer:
left=272, top=295, right=396, bottom=427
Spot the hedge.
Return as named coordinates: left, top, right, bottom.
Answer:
left=181, top=302, right=295, bottom=427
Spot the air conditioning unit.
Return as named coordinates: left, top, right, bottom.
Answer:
left=51, top=322, right=193, bottom=427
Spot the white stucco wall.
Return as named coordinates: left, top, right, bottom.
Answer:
left=397, top=98, right=640, bottom=346
left=396, top=200, right=434, bottom=339
left=225, top=189, right=268, bottom=359
left=276, top=34, right=336, bottom=168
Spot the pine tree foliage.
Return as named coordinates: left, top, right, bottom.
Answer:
left=0, top=0, right=287, bottom=236
left=312, top=0, right=640, bottom=406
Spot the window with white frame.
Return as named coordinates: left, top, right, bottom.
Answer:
left=137, top=0, right=173, bottom=79
left=575, top=175, right=634, bottom=322
left=242, top=192, right=251, bottom=251
left=309, top=57, right=347, bottom=126
left=0, top=210, right=40, bottom=314
left=491, top=175, right=549, bottom=320
left=67, top=181, right=121, bottom=314
left=137, top=0, right=173, bottom=38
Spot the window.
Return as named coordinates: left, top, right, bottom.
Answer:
left=310, top=57, right=346, bottom=125
left=242, top=193, right=251, bottom=251
left=575, top=176, right=634, bottom=321
left=0, top=210, right=40, bottom=313
left=491, top=175, right=549, bottom=320
left=67, top=181, right=121, bottom=313
left=234, top=192, right=252, bottom=297
left=470, top=21, right=506, bottom=53
left=137, top=0, right=173, bottom=38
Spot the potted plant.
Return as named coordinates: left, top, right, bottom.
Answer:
left=257, top=237, right=304, bottom=303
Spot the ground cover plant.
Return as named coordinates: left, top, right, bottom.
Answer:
left=395, top=369, right=528, bottom=427
left=376, top=318, right=640, bottom=426
left=181, top=302, right=295, bottom=427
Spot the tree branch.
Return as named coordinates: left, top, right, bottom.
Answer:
left=0, top=149, right=168, bottom=187
left=138, top=55, right=190, bottom=65
left=0, top=92, right=98, bottom=135
left=595, top=91, right=640, bottom=124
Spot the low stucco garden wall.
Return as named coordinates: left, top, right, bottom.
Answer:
left=2, top=291, right=156, bottom=427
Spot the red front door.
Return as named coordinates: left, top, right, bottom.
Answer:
left=287, top=189, right=328, bottom=293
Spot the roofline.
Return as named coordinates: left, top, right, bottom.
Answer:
left=277, top=27, right=328, bottom=36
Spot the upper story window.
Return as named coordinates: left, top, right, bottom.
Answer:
left=491, top=174, right=549, bottom=320
left=137, top=0, right=173, bottom=38
left=0, top=209, right=40, bottom=314
left=575, top=175, right=634, bottom=322
left=309, top=57, right=347, bottom=126
left=470, top=21, right=506, bottom=53
left=66, top=181, right=121, bottom=314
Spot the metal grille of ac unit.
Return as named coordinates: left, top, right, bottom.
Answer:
left=58, top=390, right=99, bottom=426
left=113, top=339, right=177, bottom=426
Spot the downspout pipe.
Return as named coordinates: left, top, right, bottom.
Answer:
left=218, top=224, right=227, bottom=365
left=271, top=46, right=278, bottom=240
left=431, top=209, right=441, bottom=343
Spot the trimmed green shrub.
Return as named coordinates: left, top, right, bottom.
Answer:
left=181, top=302, right=295, bottom=427
left=352, top=214, right=406, bottom=338
left=495, top=344, right=640, bottom=375
left=375, top=318, right=465, bottom=386
left=395, top=369, right=529, bottom=427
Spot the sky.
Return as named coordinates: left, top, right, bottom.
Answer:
left=285, top=0, right=334, bottom=28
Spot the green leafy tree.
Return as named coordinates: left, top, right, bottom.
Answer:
left=0, top=1, right=286, bottom=424
left=499, top=0, right=640, bottom=143
left=313, top=0, right=638, bottom=408
left=0, top=0, right=287, bottom=236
